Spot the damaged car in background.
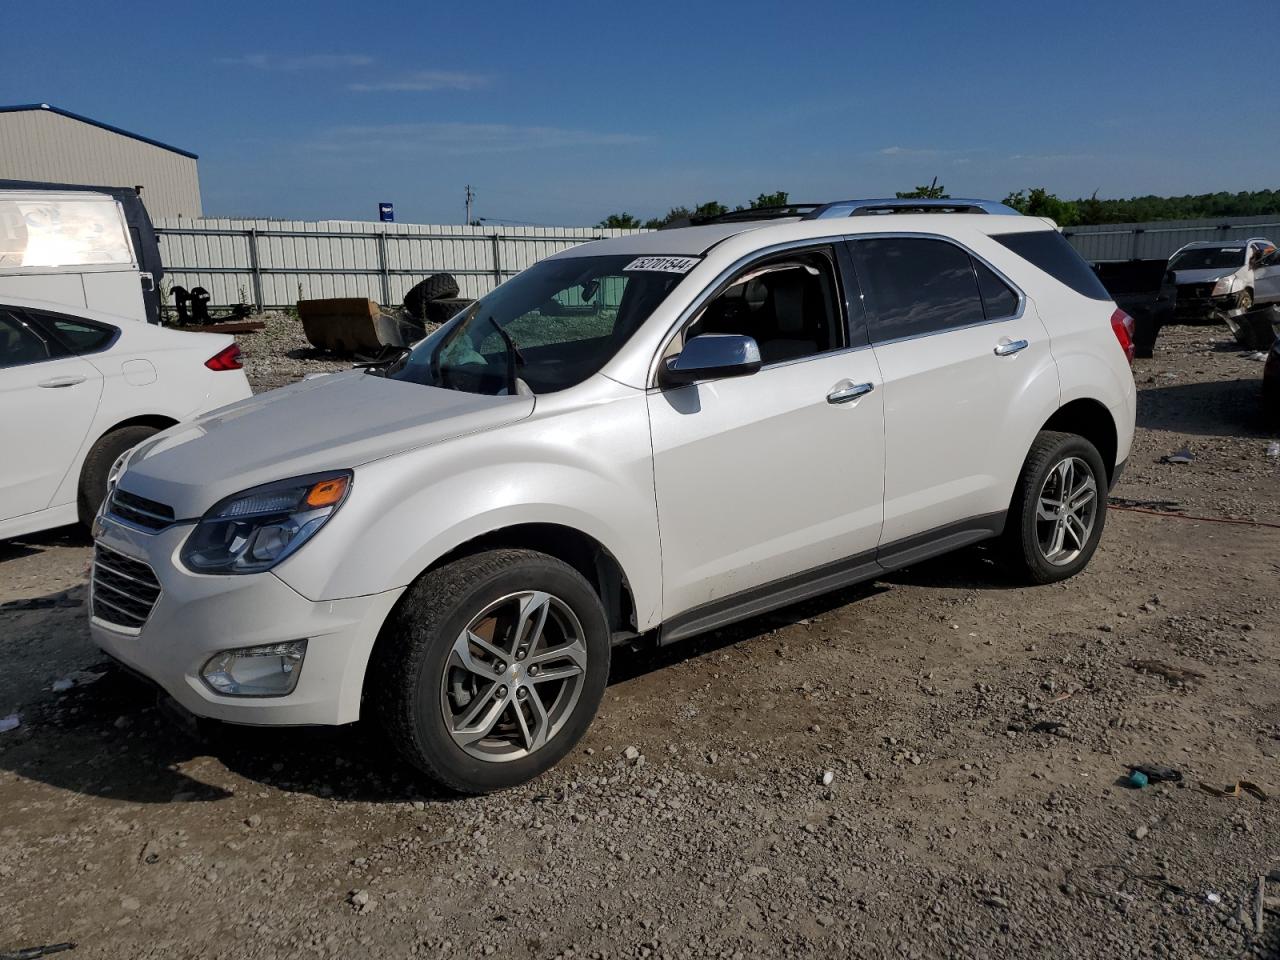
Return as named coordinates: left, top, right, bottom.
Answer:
left=1164, top=238, right=1279, bottom=322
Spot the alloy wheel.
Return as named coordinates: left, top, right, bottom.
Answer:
left=1036, top=456, right=1098, bottom=566
left=440, top=590, right=588, bottom=762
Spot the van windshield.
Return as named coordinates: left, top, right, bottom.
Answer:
left=1168, top=247, right=1245, bottom=272
left=385, top=254, right=692, bottom=395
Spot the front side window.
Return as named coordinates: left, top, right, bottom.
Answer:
left=681, top=247, right=845, bottom=365
left=0, top=309, right=55, bottom=369
left=849, top=237, right=985, bottom=343
left=386, top=254, right=691, bottom=395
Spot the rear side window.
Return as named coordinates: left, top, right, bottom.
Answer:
left=992, top=230, right=1110, bottom=300
left=848, top=237, right=984, bottom=342
left=974, top=260, right=1019, bottom=320
left=32, top=312, right=117, bottom=354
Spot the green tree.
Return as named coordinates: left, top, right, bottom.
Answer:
left=896, top=177, right=948, bottom=199
left=597, top=212, right=641, bottom=229
left=1002, top=188, right=1080, bottom=226
left=751, top=190, right=790, bottom=208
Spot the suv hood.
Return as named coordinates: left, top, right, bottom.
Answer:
left=1171, top=267, right=1242, bottom=285
left=119, top=371, right=534, bottom=518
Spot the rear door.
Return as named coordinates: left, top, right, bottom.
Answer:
left=847, top=234, right=1057, bottom=551
left=0, top=307, right=105, bottom=520
left=1253, top=243, right=1280, bottom=304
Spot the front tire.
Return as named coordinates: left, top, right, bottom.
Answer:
left=371, top=549, right=611, bottom=794
left=1003, top=431, right=1108, bottom=584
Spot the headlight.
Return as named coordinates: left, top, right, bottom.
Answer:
left=180, top=472, right=352, bottom=575
left=1212, top=276, right=1237, bottom=296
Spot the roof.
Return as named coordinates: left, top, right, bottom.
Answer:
left=554, top=209, right=1054, bottom=260
left=0, top=103, right=198, bottom=159
left=1179, top=238, right=1271, bottom=248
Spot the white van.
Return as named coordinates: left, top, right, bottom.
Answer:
left=0, top=183, right=161, bottom=325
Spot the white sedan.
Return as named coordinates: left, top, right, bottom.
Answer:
left=0, top=299, right=251, bottom=539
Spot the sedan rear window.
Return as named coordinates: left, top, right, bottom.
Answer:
left=992, top=230, right=1111, bottom=301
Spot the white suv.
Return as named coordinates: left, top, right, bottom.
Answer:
left=90, top=200, right=1136, bottom=793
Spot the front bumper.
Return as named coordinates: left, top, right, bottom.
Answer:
left=1174, top=289, right=1243, bottom=320
left=88, top=514, right=404, bottom=726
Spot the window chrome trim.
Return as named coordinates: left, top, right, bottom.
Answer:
left=646, top=231, right=1028, bottom=386
left=646, top=236, right=858, bottom=388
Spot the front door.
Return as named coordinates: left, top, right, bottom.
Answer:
left=647, top=245, right=885, bottom=621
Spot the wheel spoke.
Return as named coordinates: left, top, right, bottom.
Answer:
left=452, top=684, right=508, bottom=745
left=528, top=636, right=588, bottom=670
left=451, top=631, right=506, bottom=680
left=1069, top=477, right=1097, bottom=513
left=521, top=685, right=551, bottom=751
left=1064, top=512, right=1088, bottom=550
left=1037, top=496, right=1059, bottom=521
left=1049, top=518, right=1068, bottom=558
left=515, top=591, right=553, bottom=651
left=529, top=660, right=584, bottom=684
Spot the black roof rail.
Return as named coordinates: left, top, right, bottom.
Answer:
left=803, top=198, right=1022, bottom=219
left=658, top=204, right=825, bottom=229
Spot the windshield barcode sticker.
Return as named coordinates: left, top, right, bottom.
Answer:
left=624, top=256, right=700, bottom=274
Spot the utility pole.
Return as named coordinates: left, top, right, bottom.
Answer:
left=465, top=184, right=474, bottom=226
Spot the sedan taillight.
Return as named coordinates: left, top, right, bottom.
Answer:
left=205, top=344, right=243, bottom=371
left=1110, top=309, right=1136, bottom=365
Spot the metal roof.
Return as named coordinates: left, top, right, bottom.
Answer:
left=0, top=103, right=198, bottom=159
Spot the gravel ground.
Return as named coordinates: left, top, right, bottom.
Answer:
left=0, top=323, right=1277, bottom=959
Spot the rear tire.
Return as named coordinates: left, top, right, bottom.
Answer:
left=1003, top=431, right=1108, bottom=585
left=371, top=549, right=610, bottom=794
left=77, top=425, right=161, bottom=528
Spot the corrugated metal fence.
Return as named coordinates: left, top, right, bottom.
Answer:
left=153, top=218, right=646, bottom=309
left=1064, top=214, right=1280, bottom=262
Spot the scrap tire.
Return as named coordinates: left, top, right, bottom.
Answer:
left=403, top=273, right=461, bottom=319
left=1002, top=430, right=1108, bottom=586
left=77, top=424, right=161, bottom=528
left=370, top=548, right=611, bottom=795
left=422, top=297, right=472, bottom=325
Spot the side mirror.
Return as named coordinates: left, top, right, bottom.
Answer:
left=659, top=334, right=761, bottom=387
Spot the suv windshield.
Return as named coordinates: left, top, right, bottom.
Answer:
left=1168, top=247, right=1245, bottom=272
left=386, top=254, right=690, bottom=395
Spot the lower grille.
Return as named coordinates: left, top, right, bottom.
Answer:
left=92, top=544, right=162, bottom=630
left=1177, top=283, right=1215, bottom=301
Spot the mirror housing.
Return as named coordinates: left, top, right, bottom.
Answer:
left=660, top=334, right=762, bottom=387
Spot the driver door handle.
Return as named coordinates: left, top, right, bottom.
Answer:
left=994, top=338, right=1029, bottom=357
left=827, top=382, right=874, bottom=404
left=38, top=375, right=87, bottom=388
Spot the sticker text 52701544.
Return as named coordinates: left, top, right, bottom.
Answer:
left=624, top=256, right=701, bottom=274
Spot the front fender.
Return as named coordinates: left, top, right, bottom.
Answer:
left=273, top=385, right=663, bottom=630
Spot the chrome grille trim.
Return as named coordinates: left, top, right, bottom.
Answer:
left=107, top=489, right=176, bottom=532
left=91, top=543, right=162, bottom=631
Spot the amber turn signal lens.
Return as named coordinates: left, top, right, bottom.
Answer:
left=304, top=476, right=350, bottom=508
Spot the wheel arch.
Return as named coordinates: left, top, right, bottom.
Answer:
left=1040, top=398, right=1118, bottom=484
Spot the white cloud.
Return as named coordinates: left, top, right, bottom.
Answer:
left=218, top=53, right=373, bottom=71
left=349, top=71, right=492, bottom=92
left=310, top=122, right=649, bottom=155
left=878, top=146, right=943, bottom=158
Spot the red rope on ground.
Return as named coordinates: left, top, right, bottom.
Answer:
left=1109, top=503, right=1280, bottom=530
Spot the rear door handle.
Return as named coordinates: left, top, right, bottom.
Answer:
left=38, top=375, right=87, bottom=388
left=827, top=382, right=874, bottom=404
left=994, top=338, right=1029, bottom=357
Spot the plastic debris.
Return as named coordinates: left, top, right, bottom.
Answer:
left=1162, top=447, right=1194, bottom=465
left=0, top=942, right=77, bottom=960
left=1199, top=780, right=1269, bottom=802
left=51, top=678, right=74, bottom=693
left=0, top=714, right=20, bottom=733
left=820, top=769, right=835, bottom=787
left=1130, top=764, right=1182, bottom=784
left=1205, top=891, right=1222, bottom=905
left=1127, top=770, right=1149, bottom=789
left=1268, top=442, right=1280, bottom=460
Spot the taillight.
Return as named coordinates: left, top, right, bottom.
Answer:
left=1110, top=309, right=1135, bottom=365
left=205, top=344, right=242, bottom=371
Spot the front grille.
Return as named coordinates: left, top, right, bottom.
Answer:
left=108, top=488, right=175, bottom=531
left=92, top=544, right=162, bottom=630
left=1177, top=283, right=1215, bottom=301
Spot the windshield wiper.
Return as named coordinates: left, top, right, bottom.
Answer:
left=354, top=344, right=411, bottom=374
left=488, top=316, right=527, bottom=396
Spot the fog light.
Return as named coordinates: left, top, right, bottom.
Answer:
left=201, top=640, right=307, bottom=697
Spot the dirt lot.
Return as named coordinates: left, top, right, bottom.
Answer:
left=1, top=323, right=1277, bottom=960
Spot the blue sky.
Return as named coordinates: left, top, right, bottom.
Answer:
left=6, top=0, right=1276, bottom=225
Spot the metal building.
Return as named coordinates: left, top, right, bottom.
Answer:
left=0, top=103, right=201, bottom=218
